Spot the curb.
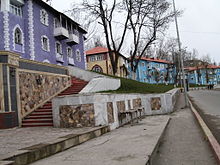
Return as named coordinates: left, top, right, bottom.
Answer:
left=188, top=100, right=220, bottom=164
left=146, top=117, right=171, bottom=165
left=0, top=126, right=109, bottom=165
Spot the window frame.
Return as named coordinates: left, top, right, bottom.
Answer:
left=40, top=9, right=49, bottom=26
left=14, top=28, right=22, bottom=45
left=67, top=47, right=73, bottom=58
left=76, top=49, right=81, bottom=62
left=55, top=41, right=62, bottom=55
left=41, top=35, right=50, bottom=52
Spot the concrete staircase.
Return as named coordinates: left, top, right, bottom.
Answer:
left=22, top=77, right=88, bottom=127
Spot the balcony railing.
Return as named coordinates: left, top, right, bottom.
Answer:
left=54, top=27, right=69, bottom=40
left=66, top=33, right=79, bottom=45
left=56, top=53, right=64, bottom=63
left=68, top=57, right=75, bottom=65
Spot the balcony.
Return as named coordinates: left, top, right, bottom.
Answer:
left=56, top=53, right=64, bottom=63
left=68, top=57, right=75, bottom=65
left=66, top=33, right=79, bottom=45
left=11, top=0, right=24, bottom=6
left=54, top=27, right=69, bottom=40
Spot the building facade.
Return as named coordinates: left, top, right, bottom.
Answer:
left=86, top=46, right=128, bottom=78
left=129, top=57, right=176, bottom=84
left=0, top=0, right=87, bottom=69
left=187, top=65, right=220, bottom=85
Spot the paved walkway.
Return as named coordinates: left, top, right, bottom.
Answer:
left=0, top=126, right=99, bottom=159
left=152, top=93, right=217, bottom=165
left=31, top=116, right=170, bottom=165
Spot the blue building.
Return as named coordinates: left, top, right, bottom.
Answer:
left=187, top=65, right=220, bottom=85
left=129, top=57, right=176, bottom=84
left=0, top=0, right=87, bottom=69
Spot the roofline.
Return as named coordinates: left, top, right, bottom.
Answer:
left=86, top=48, right=128, bottom=60
left=35, top=0, right=87, bottom=34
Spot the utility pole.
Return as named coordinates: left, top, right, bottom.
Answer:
left=172, top=0, right=188, bottom=107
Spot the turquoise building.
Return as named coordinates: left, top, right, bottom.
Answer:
left=187, top=65, right=220, bottom=85
left=128, top=57, right=176, bottom=84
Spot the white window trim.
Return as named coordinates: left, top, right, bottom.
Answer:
left=66, top=46, right=73, bottom=58
left=76, top=49, right=81, bottom=62
left=12, top=24, right=25, bottom=53
left=41, top=35, right=50, bottom=52
left=55, top=41, right=62, bottom=55
left=40, top=9, right=49, bottom=26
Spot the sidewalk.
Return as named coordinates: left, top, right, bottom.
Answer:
left=31, top=116, right=170, bottom=165
left=0, top=126, right=109, bottom=165
left=152, top=93, right=217, bottom=165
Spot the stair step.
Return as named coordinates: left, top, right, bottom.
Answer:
left=29, top=112, right=52, bottom=116
left=22, top=123, right=53, bottom=127
left=23, top=119, right=53, bottom=124
left=25, top=115, right=52, bottom=119
left=34, top=109, right=52, bottom=112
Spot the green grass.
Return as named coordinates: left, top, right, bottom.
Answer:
left=95, top=72, right=174, bottom=94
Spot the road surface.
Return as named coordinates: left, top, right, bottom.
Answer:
left=153, top=93, right=217, bottom=165
left=189, top=90, right=220, bottom=144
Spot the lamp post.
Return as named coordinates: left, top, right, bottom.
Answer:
left=172, top=0, right=188, bottom=107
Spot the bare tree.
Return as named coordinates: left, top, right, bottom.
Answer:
left=76, top=0, right=177, bottom=76
left=126, top=0, right=177, bottom=78
left=81, top=0, right=130, bottom=75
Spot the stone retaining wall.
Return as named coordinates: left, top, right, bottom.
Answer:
left=19, top=70, right=70, bottom=118
left=53, top=89, right=180, bottom=130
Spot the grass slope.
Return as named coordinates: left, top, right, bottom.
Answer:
left=96, top=72, right=174, bottom=94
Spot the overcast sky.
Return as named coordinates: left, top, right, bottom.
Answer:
left=50, top=0, right=220, bottom=63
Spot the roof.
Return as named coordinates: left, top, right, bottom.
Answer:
left=86, top=47, right=109, bottom=55
left=186, top=65, right=220, bottom=71
left=139, top=57, right=172, bottom=64
left=36, top=0, right=87, bottom=34
left=86, top=46, right=127, bottom=59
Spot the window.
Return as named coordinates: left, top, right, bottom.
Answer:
left=14, top=28, right=22, bottom=45
left=97, top=55, right=103, bottom=61
left=76, top=50, right=81, bottom=62
left=40, top=9, right=48, bottom=26
left=55, top=42, right=62, bottom=54
left=67, top=47, right=72, bottom=58
left=92, top=65, right=103, bottom=73
left=54, top=18, right=61, bottom=28
left=41, top=36, right=50, bottom=51
left=10, top=3, right=22, bottom=16
left=90, top=56, right=96, bottom=62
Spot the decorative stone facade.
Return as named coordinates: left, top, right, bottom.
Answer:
left=116, top=101, right=125, bottom=112
left=19, top=71, right=70, bottom=117
left=59, top=104, right=95, bottom=128
left=133, top=98, right=142, bottom=109
left=107, top=102, right=114, bottom=123
left=150, top=97, right=161, bottom=110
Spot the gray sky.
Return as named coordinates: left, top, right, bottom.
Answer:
left=50, top=0, right=220, bottom=63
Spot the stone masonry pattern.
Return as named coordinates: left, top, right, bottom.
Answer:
left=116, top=101, right=125, bottom=112
left=150, top=97, right=161, bottom=110
left=59, top=104, right=95, bottom=128
left=19, top=71, right=70, bottom=117
left=107, top=102, right=114, bottom=123
left=133, top=98, right=142, bottom=109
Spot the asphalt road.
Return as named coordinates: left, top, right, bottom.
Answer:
left=189, top=90, right=220, bottom=144
left=153, top=93, right=217, bottom=165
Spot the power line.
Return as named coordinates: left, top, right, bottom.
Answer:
left=169, top=30, right=220, bottom=35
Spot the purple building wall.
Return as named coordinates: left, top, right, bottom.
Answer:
left=0, top=0, right=86, bottom=69
left=0, top=13, right=4, bottom=50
